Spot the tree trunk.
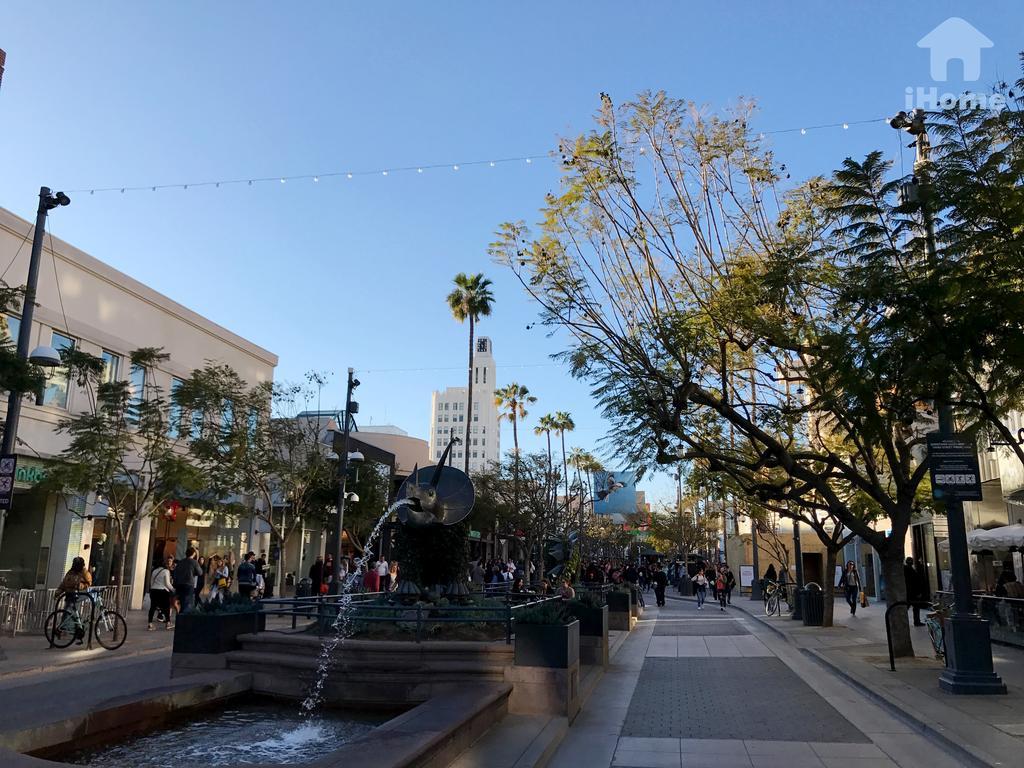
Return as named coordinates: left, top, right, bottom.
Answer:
left=465, top=315, right=474, bottom=474
left=560, top=431, right=569, bottom=523
left=512, top=415, right=520, bottom=522
left=114, top=519, right=132, bottom=614
left=545, top=432, right=553, bottom=522
left=880, top=545, right=913, bottom=657
left=276, top=531, right=288, bottom=595
left=822, top=545, right=837, bottom=628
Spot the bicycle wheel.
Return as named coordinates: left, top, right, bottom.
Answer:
left=44, top=609, right=78, bottom=648
left=766, top=593, right=779, bottom=616
left=94, top=609, right=128, bottom=650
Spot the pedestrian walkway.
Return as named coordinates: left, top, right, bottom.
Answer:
left=548, top=598, right=967, bottom=768
left=727, top=592, right=1024, bottom=767
left=0, top=608, right=172, bottom=680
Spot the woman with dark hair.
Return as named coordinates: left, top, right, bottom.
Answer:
left=839, top=560, right=862, bottom=615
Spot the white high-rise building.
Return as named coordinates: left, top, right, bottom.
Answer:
left=428, top=337, right=501, bottom=474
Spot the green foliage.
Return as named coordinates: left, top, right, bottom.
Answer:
left=513, top=600, right=572, bottom=625
left=0, top=285, right=44, bottom=396
left=568, top=590, right=604, bottom=609
left=45, top=347, right=204, bottom=600
left=446, top=272, right=495, bottom=324
left=391, top=520, right=470, bottom=587
left=190, top=592, right=259, bottom=614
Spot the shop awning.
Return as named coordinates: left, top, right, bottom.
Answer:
left=966, top=524, right=1024, bottom=549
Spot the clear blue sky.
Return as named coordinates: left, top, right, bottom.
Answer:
left=3, top=1, right=1022, bottom=504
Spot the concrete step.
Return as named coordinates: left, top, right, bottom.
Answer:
left=226, top=649, right=509, bottom=678
left=238, top=632, right=514, bottom=660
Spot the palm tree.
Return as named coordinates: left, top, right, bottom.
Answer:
left=534, top=414, right=558, bottom=511
left=553, top=411, right=575, bottom=513
left=569, top=447, right=603, bottom=559
left=446, top=273, right=495, bottom=474
left=495, top=383, right=536, bottom=523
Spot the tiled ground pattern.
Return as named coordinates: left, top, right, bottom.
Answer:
left=652, top=620, right=750, bottom=637
left=621, top=657, right=869, bottom=742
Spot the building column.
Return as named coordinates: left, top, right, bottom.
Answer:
left=129, top=517, right=153, bottom=610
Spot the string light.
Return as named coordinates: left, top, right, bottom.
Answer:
left=63, top=116, right=886, bottom=196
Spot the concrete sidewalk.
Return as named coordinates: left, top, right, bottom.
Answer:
left=0, top=609, right=173, bottom=680
left=723, top=593, right=1024, bottom=767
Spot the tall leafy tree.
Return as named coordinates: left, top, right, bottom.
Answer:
left=446, top=273, right=495, bottom=473
left=0, top=285, right=44, bottom=400
left=491, top=91, right=986, bottom=655
left=46, top=348, right=204, bottom=609
left=174, top=364, right=336, bottom=593
left=534, top=413, right=557, bottom=513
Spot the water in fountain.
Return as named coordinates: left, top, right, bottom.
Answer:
left=64, top=701, right=385, bottom=766
left=300, top=498, right=412, bottom=713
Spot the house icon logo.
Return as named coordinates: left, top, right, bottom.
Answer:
left=917, top=17, right=993, bottom=81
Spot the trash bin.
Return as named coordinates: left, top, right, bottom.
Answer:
left=802, top=583, right=824, bottom=626
left=296, top=577, right=313, bottom=599
left=678, top=574, right=692, bottom=596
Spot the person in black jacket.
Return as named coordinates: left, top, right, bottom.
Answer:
left=905, top=557, right=925, bottom=626
left=652, top=563, right=669, bottom=607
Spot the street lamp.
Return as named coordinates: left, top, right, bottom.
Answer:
left=890, top=108, right=1005, bottom=694
left=328, top=369, right=359, bottom=593
left=0, top=187, right=70, bottom=554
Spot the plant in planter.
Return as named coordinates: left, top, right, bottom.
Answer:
left=513, top=601, right=580, bottom=668
left=173, top=593, right=265, bottom=654
left=566, top=594, right=609, bottom=637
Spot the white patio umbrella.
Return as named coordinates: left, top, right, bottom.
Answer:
left=965, top=524, right=1024, bottom=550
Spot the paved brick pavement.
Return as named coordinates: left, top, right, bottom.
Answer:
left=620, top=657, right=868, bottom=742
left=653, top=619, right=749, bottom=637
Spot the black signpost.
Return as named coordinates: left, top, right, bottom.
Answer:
left=927, top=430, right=1005, bottom=694
left=927, top=434, right=983, bottom=502
left=0, top=454, right=16, bottom=510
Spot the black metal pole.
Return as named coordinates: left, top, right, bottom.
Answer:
left=1, top=187, right=66, bottom=556
left=791, top=517, right=804, bottom=621
left=331, top=368, right=355, bottom=590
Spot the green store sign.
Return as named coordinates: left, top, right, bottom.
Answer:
left=14, top=459, right=49, bottom=488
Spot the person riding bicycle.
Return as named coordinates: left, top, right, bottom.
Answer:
left=57, top=557, right=92, bottom=643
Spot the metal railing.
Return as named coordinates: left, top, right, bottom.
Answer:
left=935, top=590, right=1024, bottom=649
left=0, top=585, right=131, bottom=636
left=257, top=591, right=563, bottom=644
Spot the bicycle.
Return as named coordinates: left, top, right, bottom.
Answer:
left=764, top=580, right=791, bottom=616
left=923, top=601, right=948, bottom=661
left=44, top=589, right=128, bottom=650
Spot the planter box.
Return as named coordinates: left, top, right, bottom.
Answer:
left=607, top=591, right=632, bottom=631
left=514, top=620, right=580, bottom=668
left=172, top=611, right=266, bottom=655
left=568, top=604, right=608, bottom=638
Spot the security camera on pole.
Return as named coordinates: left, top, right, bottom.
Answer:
left=890, top=108, right=1005, bottom=694
left=328, top=368, right=364, bottom=593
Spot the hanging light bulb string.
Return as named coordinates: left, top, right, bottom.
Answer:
left=62, top=116, right=887, bottom=196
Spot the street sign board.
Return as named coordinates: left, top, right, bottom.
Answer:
left=928, top=433, right=983, bottom=502
left=0, top=454, right=17, bottom=509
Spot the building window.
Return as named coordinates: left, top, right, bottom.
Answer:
left=473, top=439, right=478, bottom=446
left=444, top=402, right=449, bottom=410
left=126, top=363, right=146, bottom=424
left=459, top=414, right=464, bottom=422
left=475, top=367, right=479, bottom=384
left=482, top=426, right=486, bottom=434
left=101, top=351, right=121, bottom=384
left=483, top=367, right=486, bottom=384
left=474, top=401, right=479, bottom=410
left=473, top=415, right=478, bottom=422
left=169, top=377, right=184, bottom=438
left=1, top=314, right=19, bottom=342
left=472, top=451, right=478, bottom=459
left=42, top=331, right=75, bottom=408
left=436, top=450, right=442, bottom=458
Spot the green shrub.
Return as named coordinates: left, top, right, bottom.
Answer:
left=514, top=601, right=572, bottom=626
left=190, top=592, right=259, bottom=614
left=570, top=590, right=605, bottom=609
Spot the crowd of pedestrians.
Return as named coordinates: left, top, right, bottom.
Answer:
left=145, top=547, right=269, bottom=630
left=307, top=553, right=401, bottom=594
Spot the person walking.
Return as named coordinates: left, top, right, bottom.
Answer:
left=716, top=567, right=728, bottom=611
left=209, top=555, right=231, bottom=603
left=839, top=560, right=862, bottom=615
left=723, top=564, right=736, bottom=605
left=652, top=562, right=668, bottom=607
left=388, top=560, right=400, bottom=592
left=58, top=557, right=92, bottom=644
left=904, top=557, right=925, bottom=626
left=363, top=560, right=380, bottom=592
left=376, top=557, right=390, bottom=592
left=237, top=552, right=258, bottom=600
left=308, top=555, right=325, bottom=594
left=173, top=547, right=203, bottom=614
left=148, top=556, right=175, bottom=630
left=693, top=567, right=708, bottom=610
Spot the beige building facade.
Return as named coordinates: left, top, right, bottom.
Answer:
left=0, top=206, right=277, bottom=608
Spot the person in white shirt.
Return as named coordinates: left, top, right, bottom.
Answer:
left=376, top=558, right=390, bottom=591
left=148, top=556, right=175, bottom=630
